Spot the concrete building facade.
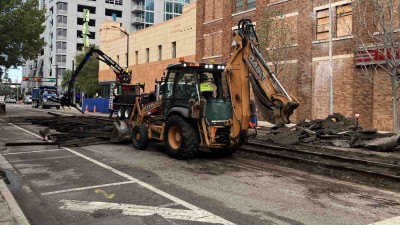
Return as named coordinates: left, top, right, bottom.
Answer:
left=196, top=0, right=398, bottom=131
left=22, top=0, right=194, bottom=94
left=99, top=3, right=196, bottom=93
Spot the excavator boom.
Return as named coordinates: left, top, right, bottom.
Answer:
left=57, top=46, right=132, bottom=110
left=225, top=19, right=300, bottom=140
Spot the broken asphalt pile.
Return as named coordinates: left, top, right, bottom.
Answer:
left=261, top=113, right=400, bottom=152
left=34, top=113, right=116, bottom=147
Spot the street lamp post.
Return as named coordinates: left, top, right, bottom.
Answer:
left=112, top=26, right=129, bottom=68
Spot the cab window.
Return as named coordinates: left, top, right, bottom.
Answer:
left=175, top=70, right=197, bottom=99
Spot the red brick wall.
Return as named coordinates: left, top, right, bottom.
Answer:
left=196, top=0, right=398, bottom=131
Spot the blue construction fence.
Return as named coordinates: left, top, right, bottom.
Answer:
left=82, top=98, right=110, bottom=113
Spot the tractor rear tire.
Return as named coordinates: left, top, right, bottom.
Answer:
left=164, top=115, right=198, bottom=159
left=132, top=124, right=149, bottom=150
left=117, top=107, right=125, bottom=120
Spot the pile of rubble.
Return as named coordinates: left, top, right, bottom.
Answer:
left=33, top=113, right=116, bottom=147
left=261, top=113, right=400, bottom=152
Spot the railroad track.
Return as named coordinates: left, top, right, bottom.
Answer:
left=239, top=140, right=400, bottom=188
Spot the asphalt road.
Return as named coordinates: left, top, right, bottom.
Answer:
left=1, top=104, right=400, bottom=225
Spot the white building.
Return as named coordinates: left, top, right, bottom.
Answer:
left=22, top=0, right=193, bottom=94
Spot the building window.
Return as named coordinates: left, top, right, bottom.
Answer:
left=105, top=0, right=123, bottom=5
left=56, top=41, right=67, bottom=53
left=234, top=0, right=255, bottom=13
left=77, top=5, right=96, bottom=14
left=316, top=4, right=352, bottom=41
left=77, top=18, right=96, bottom=26
left=56, top=68, right=66, bottom=77
left=56, top=2, right=67, bottom=14
left=56, top=28, right=67, bottom=40
left=56, top=15, right=67, bottom=27
left=105, top=9, right=122, bottom=18
left=336, top=4, right=352, bottom=37
left=158, top=45, right=162, bottom=61
left=164, top=0, right=190, bottom=21
left=76, top=43, right=84, bottom=51
left=135, top=51, right=138, bottom=64
left=172, top=42, right=176, bottom=58
left=146, top=48, right=149, bottom=62
left=77, top=30, right=96, bottom=39
left=316, top=9, right=329, bottom=40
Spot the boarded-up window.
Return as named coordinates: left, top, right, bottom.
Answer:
left=213, top=32, right=222, bottom=56
left=203, top=35, right=213, bottom=57
left=204, top=0, right=214, bottom=22
left=336, top=4, right=352, bottom=37
left=317, top=9, right=329, bottom=40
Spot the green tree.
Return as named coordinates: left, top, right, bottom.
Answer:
left=0, top=0, right=45, bottom=69
left=62, top=48, right=101, bottom=96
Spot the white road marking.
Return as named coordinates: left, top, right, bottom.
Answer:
left=369, top=216, right=400, bottom=225
left=60, top=200, right=233, bottom=224
left=7, top=122, right=43, bottom=139
left=6, top=122, right=236, bottom=224
left=3, top=149, right=65, bottom=155
left=41, top=181, right=136, bottom=196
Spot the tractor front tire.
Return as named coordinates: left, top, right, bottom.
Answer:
left=164, top=115, right=198, bottom=159
left=132, top=124, right=149, bottom=150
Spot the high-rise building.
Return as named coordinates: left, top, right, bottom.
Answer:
left=22, top=0, right=194, bottom=93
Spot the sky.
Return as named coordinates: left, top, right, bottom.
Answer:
left=4, top=67, right=22, bottom=83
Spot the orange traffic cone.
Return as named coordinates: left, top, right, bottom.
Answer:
left=85, top=105, right=88, bottom=112
left=93, top=105, right=97, bottom=113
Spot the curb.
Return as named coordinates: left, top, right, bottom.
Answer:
left=0, top=179, right=30, bottom=225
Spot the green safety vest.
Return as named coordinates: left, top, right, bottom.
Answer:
left=200, top=83, right=213, bottom=92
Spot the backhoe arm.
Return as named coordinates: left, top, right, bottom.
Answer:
left=58, top=46, right=132, bottom=110
left=225, top=19, right=300, bottom=138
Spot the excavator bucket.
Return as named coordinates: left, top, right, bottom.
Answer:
left=111, top=120, right=132, bottom=143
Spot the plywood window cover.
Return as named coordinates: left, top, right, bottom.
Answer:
left=316, top=9, right=329, bottom=40
left=336, top=4, right=352, bottom=37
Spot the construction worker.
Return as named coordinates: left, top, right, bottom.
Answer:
left=199, top=74, right=217, bottom=98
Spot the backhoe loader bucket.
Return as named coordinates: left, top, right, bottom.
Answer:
left=111, top=120, right=132, bottom=143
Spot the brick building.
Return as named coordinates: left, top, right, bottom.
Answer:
left=196, top=0, right=398, bottom=131
left=99, top=3, right=196, bottom=93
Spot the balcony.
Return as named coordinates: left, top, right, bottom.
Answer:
left=56, top=35, right=67, bottom=41
left=132, top=4, right=145, bottom=12
left=131, top=16, right=145, bottom=24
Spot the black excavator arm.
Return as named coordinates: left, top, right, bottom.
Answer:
left=55, top=46, right=132, bottom=112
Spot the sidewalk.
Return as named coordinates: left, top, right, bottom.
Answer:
left=0, top=179, right=30, bottom=225
left=0, top=147, right=30, bottom=225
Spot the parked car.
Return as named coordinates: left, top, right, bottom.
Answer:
left=24, top=95, right=32, bottom=104
left=5, top=97, right=17, bottom=103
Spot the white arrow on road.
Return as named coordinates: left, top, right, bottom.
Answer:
left=60, top=199, right=235, bottom=225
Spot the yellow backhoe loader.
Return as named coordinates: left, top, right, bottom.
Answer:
left=59, top=19, right=300, bottom=159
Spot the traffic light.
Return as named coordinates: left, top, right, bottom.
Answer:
left=22, top=77, right=29, bottom=81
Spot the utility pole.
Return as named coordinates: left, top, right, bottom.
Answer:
left=328, top=0, right=333, bottom=115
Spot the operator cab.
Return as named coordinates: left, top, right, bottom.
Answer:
left=161, top=61, right=232, bottom=125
